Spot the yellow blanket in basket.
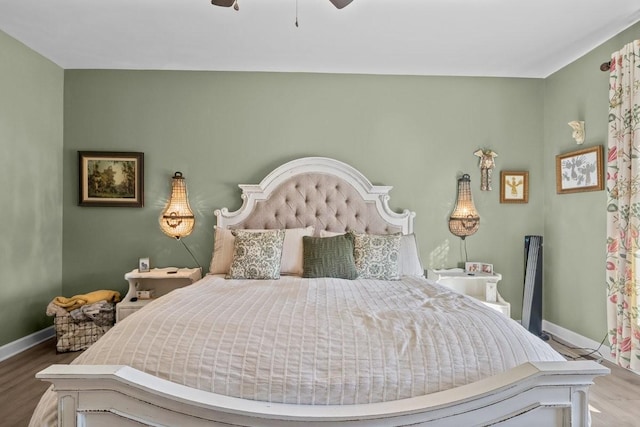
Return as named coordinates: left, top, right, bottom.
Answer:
left=53, top=290, right=121, bottom=311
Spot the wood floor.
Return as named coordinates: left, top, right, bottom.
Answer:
left=0, top=339, right=78, bottom=427
left=2, top=336, right=639, bottom=426
left=547, top=336, right=640, bottom=426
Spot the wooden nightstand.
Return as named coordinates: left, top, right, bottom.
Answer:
left=427, top=268, right=511, bottom=317
left=116, top=267, right=202, bottom=322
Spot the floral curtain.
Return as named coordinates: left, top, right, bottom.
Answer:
left=606, top=40, right=640, bottom=370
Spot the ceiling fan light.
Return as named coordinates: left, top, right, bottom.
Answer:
left=211, top=0, right=236, bottom=7
left=329, top=0, right=354, bottom=9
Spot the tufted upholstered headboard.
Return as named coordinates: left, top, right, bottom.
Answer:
left=215, top=157, right=415, bottom=235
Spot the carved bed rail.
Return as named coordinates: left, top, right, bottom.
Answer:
left=38, top=361, right=608, bottom=426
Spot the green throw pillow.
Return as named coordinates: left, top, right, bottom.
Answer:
left=302, top=234, right=358, bottom=279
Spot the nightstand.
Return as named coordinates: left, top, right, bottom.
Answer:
left=116, top=267, right=202, bottom=322
left=427, top=268, right=511, bottom=317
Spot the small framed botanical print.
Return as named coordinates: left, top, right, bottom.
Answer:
left=500, top=171, right=529, bottom=203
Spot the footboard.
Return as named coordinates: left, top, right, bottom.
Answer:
left=37, top=361, right=608, bottom=427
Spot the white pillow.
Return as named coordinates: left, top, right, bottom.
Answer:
left=209, top=227, right=235, bottom=275
left=319, top=230, right=342, bottom=238
left=319, top=230, right=424, bottom=277
left=280, top=226, right=315, bottom=275
left=209, top=226, right=314, bottom=275
left=398, top=233, right=424, bottom=277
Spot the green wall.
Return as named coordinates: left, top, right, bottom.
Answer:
left=62, top=71, right=544, bottom=320
left=4, top=22, right=639, bottom=349
left=542, top=23, right=640, bottom=342
left=0, top=31, right=64, bottom=345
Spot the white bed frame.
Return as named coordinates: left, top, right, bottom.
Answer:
left=37, top=157, right=608, bottom=426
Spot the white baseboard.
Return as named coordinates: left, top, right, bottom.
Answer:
left=542, top=320, right=614, bottom=364
left=0, top=326, right=55, bottom=362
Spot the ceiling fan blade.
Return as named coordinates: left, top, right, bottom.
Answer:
left=211, top=0, right=235, bottom=7
left=329, top=0, right=354, bottom=9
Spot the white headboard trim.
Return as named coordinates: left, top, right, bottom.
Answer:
left=215, top=157, right=415, bottom=234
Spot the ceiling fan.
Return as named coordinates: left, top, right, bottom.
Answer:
left=211, top=0, right=353, bottom=10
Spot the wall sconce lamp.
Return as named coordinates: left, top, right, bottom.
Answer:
left=448, top=174, right=480, bottom=239
left=160, top=172, right=195, bottom=239
left=159, top=172, right=201, bottom=268
left=568, top=121, right=585, bottom=144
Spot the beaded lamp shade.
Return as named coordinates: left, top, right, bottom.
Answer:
left=159, top=172, right=195, bottom=239
left=448, top=174, right=480, bottom=239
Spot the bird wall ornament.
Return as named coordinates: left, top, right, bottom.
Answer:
left=473, top=149, right=498, bottom=191
left=568, top=121, right=585, bottom=144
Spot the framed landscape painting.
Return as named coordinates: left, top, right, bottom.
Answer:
left=555, top=146, right=604, bottom=194
left=78, top=151, right=144, bottom=207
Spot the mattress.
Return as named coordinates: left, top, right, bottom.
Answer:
left=31, top=274, right=564, bottom=425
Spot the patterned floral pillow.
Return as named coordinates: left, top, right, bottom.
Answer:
left=351, top=232, right=402, bottom=280
left=226, top=229, right=286, bottom=279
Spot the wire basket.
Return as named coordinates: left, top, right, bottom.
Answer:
left=53, top=304, right=115, bottom=352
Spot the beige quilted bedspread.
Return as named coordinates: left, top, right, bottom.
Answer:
left=31, top=274, right=563, bottom=425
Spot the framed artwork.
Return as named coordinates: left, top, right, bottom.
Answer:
left=500, top=171, right=529, bottom=203
left=78, top=151, right=144, bottom=207
left=138, top=257, right=150, bottom=273
left=465, top=262, right=493, bottom=274
left=555, top=146, right=604, bottom=194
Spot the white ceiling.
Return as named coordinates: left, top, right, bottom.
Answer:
left=0, top=0, right=639, bottom=78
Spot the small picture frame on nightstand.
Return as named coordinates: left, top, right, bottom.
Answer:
left=465, top=262, right=493, bottom=274
left=138, top=257, right=150, bottom=273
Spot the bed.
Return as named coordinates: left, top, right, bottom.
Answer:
left=32, top=157, right=607, bottom=426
